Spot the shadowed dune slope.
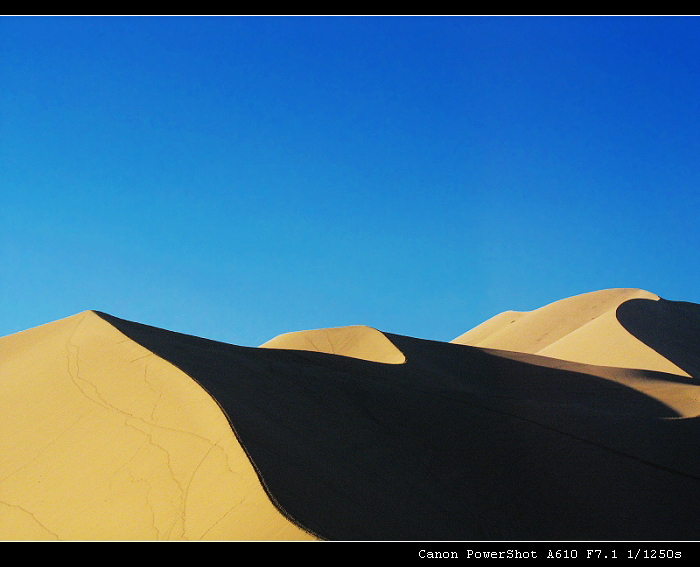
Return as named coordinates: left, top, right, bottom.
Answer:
left=452, top=289, right=691, bottom=377
left=97, top=311, right=700, bottom=540
left=0, top=311, right=315, bottom=540
left=617, top=298, right=700, bottom=379
left=259, top=325, right=406, bottom=364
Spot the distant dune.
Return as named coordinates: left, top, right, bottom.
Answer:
left=259, top=325, right=406, bottom=364
left=452, top=288, right=696, bottom=376
left=2, top=289, right=700, bottom=540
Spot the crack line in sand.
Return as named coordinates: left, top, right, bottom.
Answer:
left=65, top=318, right=218, bottom=443
left=63, top=316, right=247, bottom=538
left=0, top=501, right=61, bottom=540
left=322, top=330, right=336, bottom=355
left=190, top=443, right=242, bottom=539
left=178, top=439, right=239, bottom=537
left=306, top=336, right=323, bottom=354
left=0, top=410, right=88, bottom=484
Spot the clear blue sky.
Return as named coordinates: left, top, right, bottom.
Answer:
left=2, top=16, right=699, bottom=346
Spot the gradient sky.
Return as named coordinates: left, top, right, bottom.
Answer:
left=2, top=16, right=699, bottom=346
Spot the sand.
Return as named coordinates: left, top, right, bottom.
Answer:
left=259, top=325, right=406, bottom=364
left=452, top=288, right=694, bottom=376
left=0, top=311, right=315, bottom=540
left=3, top=289, right=700, bottom=540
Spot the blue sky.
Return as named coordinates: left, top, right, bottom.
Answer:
left=2, top=16, right=699, bottom=346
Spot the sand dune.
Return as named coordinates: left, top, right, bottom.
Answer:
left=259, top=325, right=406, bottom=364
left=3, top=289, right=700, bottom=540
left=0, top=311, right=315, bottom=540
left=452, top=288, right=694, bottom=377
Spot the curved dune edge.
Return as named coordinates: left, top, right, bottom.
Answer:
left=0, top=311, right=316, bottom=540
left=616, top=298, right=700, bottom=379
left=452, top=288, right=689, bottom=377
left=478, top=347, right=700, bottom=418
left=6, top=304, right=700, bottom=540
left=259, top=325, right=406, bottom=364
left=98, top=318, right=700, bottom=539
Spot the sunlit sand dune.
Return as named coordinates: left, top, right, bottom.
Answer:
left=259, top=325, right=406, bottom=364
left=3, top=290, right=700, bottom=540
left=452, top=288, right=696, bottom=377
left=0, top=311, right=315, bottom=540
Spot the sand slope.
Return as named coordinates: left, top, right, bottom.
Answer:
left=4, top=290, right=700, bottom=540
left=0, top=311, right=315, bottom=540
left=259, top=325, right=406, bottom=364
left=100, top=310, right=700, bottom=540
left=452, top=288, right=693, bottom=377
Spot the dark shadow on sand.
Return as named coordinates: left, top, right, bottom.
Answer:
left=617, top=298, right=700, bottom=379
left=96, top=311, right=700, bottom=541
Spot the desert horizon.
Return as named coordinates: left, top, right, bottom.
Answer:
left=2, top=288, right=700, bottom=540
left=4, top=16, right=700, bottom=545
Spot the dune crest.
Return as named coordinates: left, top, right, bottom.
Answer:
left=5, top=290, right=700, bottom=540
left=100, top=311, right=700, bottom=540
left=259, top=325, right=406, bottom=364
left=451, top=288, right=691, bottom=377
left=0, top=311, right=315, bottom=540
